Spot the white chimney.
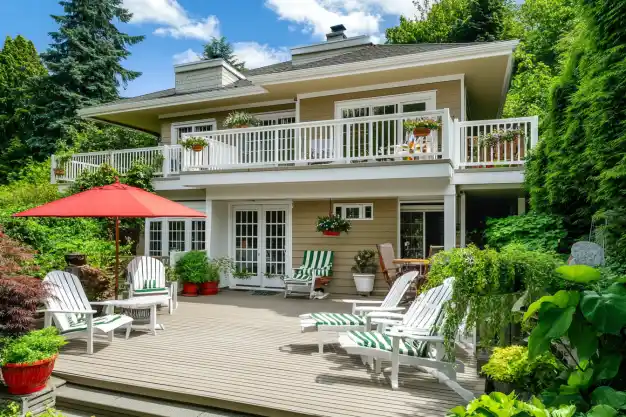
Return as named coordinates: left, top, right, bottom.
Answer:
left=174, top=59, right=245, bottom=94
left=326, top=24, right=347, bottom=41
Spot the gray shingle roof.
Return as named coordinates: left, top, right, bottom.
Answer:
left=118, top=79, right=253, bottom=104
left=244, top=43, right=480, bottom=76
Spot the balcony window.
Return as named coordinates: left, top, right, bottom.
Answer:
left=171, top=119, right=217, bottom=145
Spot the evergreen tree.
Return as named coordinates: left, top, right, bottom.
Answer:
left=31, top=0, right=144, bottom=154
left=202, top=36, right=245, bottom=71
left=452, top=0, right=517, bottom=42
left=0, top=35, right=48, bottom=182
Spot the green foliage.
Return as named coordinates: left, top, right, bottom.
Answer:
left=351, top=250, right=378, bottom=274
left=1, top=328, right=66, bottom=365
left=71, top=122, right=158, bottom=153
left=484, top=213, right=567, bottom=252
left=482, top=345, right=562, bottom=393
left=179, top=137, right=209, bottom=150
left=222, top=111, right=261, bottom=128
left=447, top=392, right=576, bottom=417
left=425, top=244, right=563, bottom=360
left=315, top=214, right=352, bottom=233
left=68, top=162, right=155, bottom=194
left=0, top=403, right=68, bottom=417
left=556, top=265, right=602, bottom=284
left=202, top=36, right=245, bottom=71
left=175, top=251, right=218, bottom=284
left=478, top=129, right=525, bottom=148
left=402, top=119, right=441, bottom=132
left=522, top=265, right=626, bottom=413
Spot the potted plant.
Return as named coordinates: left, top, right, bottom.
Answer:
left=54, top=152, right=72, bottom=176
left=223, top=111, right=261, bottom=129
left=481, top=345, right=562, bottom=399
left=175, top=250, right=211, bottom=296
left=351, top=249, right=378, bottom=294
left=180, top=137, right=209, bottom=152
left=478, top=128, right=526, bottom=165
left=403, top=119, right=441, bottom=137
left=316, top=214, right=352, bottom=236
left=1, top=328, right=67, bottom=395
left=199, top=261, right=221, bottom=295
left=233, top=267, right=255, bottom=279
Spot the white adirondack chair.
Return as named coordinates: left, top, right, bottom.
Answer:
left=42, top=271, right=133, bottom=354
left=338, top=277, right=475, bottom=402
left=126, top=256, right=174, bottom=313
left=299, top=271, right=418, bottom=353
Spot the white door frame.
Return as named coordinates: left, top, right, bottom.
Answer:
left=228, top=202, right=292, bottom=290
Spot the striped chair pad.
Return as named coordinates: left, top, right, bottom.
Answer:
left=346, top=330, right=428, bottom=357
left=310, top=313, right=366, bottom=326
left=290, top=267, right=332, bottom=281
left=134, top=287, right=168, bottom=294
left=62, top=314, right=125, bottom=334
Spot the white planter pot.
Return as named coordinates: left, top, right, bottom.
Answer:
left=353, top=273, right=375, bottom=293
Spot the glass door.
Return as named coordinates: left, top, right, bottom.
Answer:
left=231, top=205, right=290, bottom=288
left=399, top=206, right=444, bottom=258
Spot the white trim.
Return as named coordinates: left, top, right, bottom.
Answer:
left=254, top=110, right=296, bottom=121
left=460, top=192, right=466, bottom=247
left=170, top=118, right=217, bottom=127
left=498, top=53, right=515, bottom=117
left=333, top=203, right=374, bottom=220
left=334, top=91, right=437, bottom=118
left=158, top=99, right=294, bottom=120
left=250, top=41, right=519, bottom=86
left=460, top=75, right=466, bottom=121
left=291, top=36, right=370, bottom=55
left=396, top=198, right=401, bottom=259
left=297, top=75, right=463, bottom=100
left=295, top=99, right=300, bottom=123
left=174, top=58, right=246, bottom=81
left=78, top=85, right=268, bottom=118
left=170, top=118, right=217, bottom=145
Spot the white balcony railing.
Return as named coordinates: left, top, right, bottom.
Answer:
left=51, top=111, right=539, bottom=183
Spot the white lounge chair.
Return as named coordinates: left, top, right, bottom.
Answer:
left=126, top=256, right=175, bottom=313
left=42, top=271, right=133, bottom=354
left=299, top=271, right=418, bottom=353
left=284, top=250, right=334, bottom=299
left=338, top=277, right=475, bottom=401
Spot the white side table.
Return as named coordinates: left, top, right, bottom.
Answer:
left=100, top=297, right=166, bottom=336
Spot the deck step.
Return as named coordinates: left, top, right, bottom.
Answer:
left=56, top=384, right=254, bottom=417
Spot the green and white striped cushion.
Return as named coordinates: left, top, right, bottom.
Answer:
left=346, top=330, right=428, bottom=357
left=291, top=251, right=334, bottom=281
left=310, top=313, right=366, bottom=327
left=134, top=287, right=168, bottom=294
left=61, top=314, right=124, bottom=334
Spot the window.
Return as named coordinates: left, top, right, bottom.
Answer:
left=171, top=119, right=217, bottom=144
left=145, top=218, right=207, bottom=257
left=334, top=203, right=374, bottom=220
left=191, top=220, right=206, bottom=251
left=148, top=221, right=162, bottom=257
left=335, top=91, right=436, bottom=119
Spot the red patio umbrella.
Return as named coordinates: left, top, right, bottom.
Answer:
left=13, top=180, right=205, bottom=298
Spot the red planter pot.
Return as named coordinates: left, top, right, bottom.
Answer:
left=182, top=282, right=199, bottom=297
left=191, top=145, right=204, bottom=152
left=200, top=281, right=219, bottom=295
left=322, top=230, right=340, bottom=236
left=413, top=127, right=431, bottom=137
left=1, top=354, right=57, bottom=395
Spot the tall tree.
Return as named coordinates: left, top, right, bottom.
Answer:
left=452, top=0, right=518, bottom=42
left=0, top=35, right=48, bottom=182
left=31, top=0, right=144, bottom=154
left=202, top=36, right=245, bottom=71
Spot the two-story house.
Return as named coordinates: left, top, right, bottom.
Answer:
left=53, top=25, right=538, bottom=295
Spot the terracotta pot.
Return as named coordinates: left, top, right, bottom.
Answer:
left=54, top=168, right=65, bottom=176
left=191, top=144, right=204, bottom=152
left=322, top=230, right=340, bottom=236
left=413, top=127, right=431, bottom=137
left=182, top=282, right=199, bottom=297
left=1, top=354, right=57, bottom=395
left=200, top=281, right=219, bottom=295
left=234, top=124, right=249, bottom=129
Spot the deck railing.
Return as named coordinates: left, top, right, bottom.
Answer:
left=51, top=111, right=539, bottom=183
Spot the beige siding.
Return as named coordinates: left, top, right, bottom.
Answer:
left=299, top=80, right=462, bottom=122
left=175, top=67, right=223, bottom=94
left=160, top=103, right=296, bottom=144
left=292, top=199, right=397, bottom=295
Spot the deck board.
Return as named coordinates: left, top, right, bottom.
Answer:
left=54, top=291, right=483, bottom=417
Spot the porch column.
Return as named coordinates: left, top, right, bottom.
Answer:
left=517, top=197, right=526, bottom=215
left=460, top=192, right=467, bottom=247
left=444, top=191, right=457, bottom=250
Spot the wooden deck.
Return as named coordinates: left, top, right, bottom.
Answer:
left=54, top=291, right=483, bottom=417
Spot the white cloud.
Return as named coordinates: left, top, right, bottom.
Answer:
left=123, top=0, right=220, bottom=41
left=233, top=42, right=291, bottom=69
left=265, top=0, right=415, bottom=40
left=172, top=48, right=202, bottom=65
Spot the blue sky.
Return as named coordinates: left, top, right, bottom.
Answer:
left=0, top=0, right=417, bottom=97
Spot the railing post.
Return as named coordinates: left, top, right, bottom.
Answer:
left=274, top=128, right=279, bottom=166
left=452, top=118, right=462, bottom=169
left=442, top=109, right=452, bottom=161
left=50, top=154, right=57, bottom=184
left=162, top=145, right=170, bottom=178
left=108, top=150, right=114, bottom=169
left=334, top=121, right=343, bottom=162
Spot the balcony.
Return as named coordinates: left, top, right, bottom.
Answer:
left=51, top=110, right=538, bottom=183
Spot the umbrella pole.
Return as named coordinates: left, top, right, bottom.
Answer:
left=115, top=217, right=120, bottom=300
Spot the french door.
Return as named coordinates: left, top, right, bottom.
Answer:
left=231, top=204, right=290, bottom=289
left=399, top=205, right=444, bottom=259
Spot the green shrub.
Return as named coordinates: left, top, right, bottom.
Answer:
left=482, top=345, right=562, bottom=394
left=484, top=213, right=567, bottom=252
left=448, top=392, right=576, bottom=417
left=1, top=328, right=66, bottom=365
left=0, top=402, right=69, bottom=417
left=175, top=251, right=219, bottom=284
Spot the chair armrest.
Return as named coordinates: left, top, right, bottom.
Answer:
left=388, top=331, right=444, bottom=343
left=366, top=311, right=405, bottom=319
left=354, top=306, right=405, bottom=313
left=37, top=309, right=97, bottom=314
left=341, top=299, right=383, bottom=305
left=89, top=301, right=113, bottom=306
left=370, top=318, right=403, bottom=326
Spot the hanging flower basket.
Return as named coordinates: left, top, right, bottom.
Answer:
left=316, top=214, right=352, bottom=236
left=403, top=119, right=441, bottom=137
left=180, top=137, right=209, bottom=153
left=53, top=168, right=66, bottom=176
